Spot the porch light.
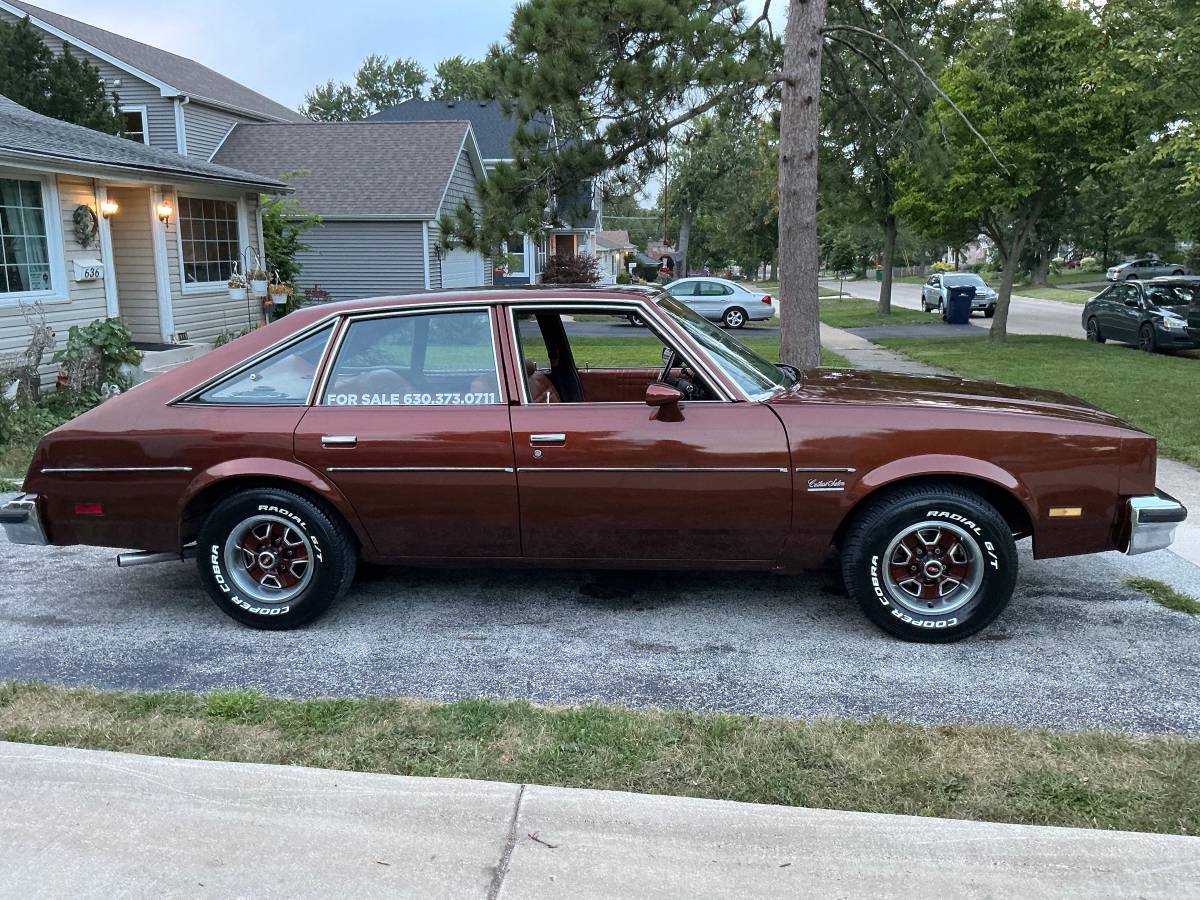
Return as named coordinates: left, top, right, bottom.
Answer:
left=156, top=198, right=173, bottom=223
left=99, top=198, right=119, bottom=218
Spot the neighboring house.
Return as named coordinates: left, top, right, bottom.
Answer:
left=0, top=95, right=285, bottom=384
left=595, top=229, right=636, bottom=285
left=370, top=99, right=602, bottom=285
left=0, top=1, right=305, bottom=162
left=214, top=121, right=491, bottom=301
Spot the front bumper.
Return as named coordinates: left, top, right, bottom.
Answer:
left=1125, top=490, right=1187, bottom=555
left=0, top=493, right=47, bottom=545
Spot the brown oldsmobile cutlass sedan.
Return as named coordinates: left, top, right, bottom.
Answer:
left=0, top=288, right=1187, bottom=641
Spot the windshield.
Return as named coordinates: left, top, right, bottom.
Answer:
left=655, top=294, right=797, bottom=399
left=1145, top=284, right=1200, bottom=307
left=943, top=274, right=987, bottom=287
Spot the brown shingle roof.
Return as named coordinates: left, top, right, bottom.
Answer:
left=4, top=0, right=305, bottom=122
left=213, top=121, right=473, bottom=218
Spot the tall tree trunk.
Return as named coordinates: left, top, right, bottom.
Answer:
left=677, top=208, right=692, bottom=278
left=879, top=213, right=897, bottom=315
left=989, top=228, right=1030, bottom=343
left=1033, top=237, right=1054, bottom=285
left=778, top=0, right=826, bottom=369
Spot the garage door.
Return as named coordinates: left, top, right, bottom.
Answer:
left=441, top=248, right=486, bottom=287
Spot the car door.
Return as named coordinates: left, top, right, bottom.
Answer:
left=294, top=306, right=520, bottom=560
left=1110, top=284, right=1145, bottom=340
left=504, top=304, right=792, bottom=563
left=694, top=281, right=731, bottom=319
left=923, top=275, right=941, bottom=308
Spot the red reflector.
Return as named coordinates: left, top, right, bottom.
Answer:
left=74, top=503, right=103, bottom=516
left=762, top=295, right=773, bottom=304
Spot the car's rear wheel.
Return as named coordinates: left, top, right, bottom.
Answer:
left=197, top=487, right=356, bottom=629
left=841, top=485, right=1018, bottom=642
left=627, top=314, right=645, bottom=327
left=1085, top=317, right=1105, bottom=343
left=1172, top=269, right=1185, bottom=276
left=1126, top=273, right=1138, bottom=281
left=722, top=307, right=747, bottom=328
left=1138, top=323, right=1157, bottom=353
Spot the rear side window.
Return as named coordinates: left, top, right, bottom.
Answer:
left=196, top=324, right=333, bottom=405
left=322, top=309, right=500, bottom=406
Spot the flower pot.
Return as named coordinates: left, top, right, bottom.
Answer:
left=270, top=293, right=288, bottom=305
left=250, top=279, right=268, bottom=297
left=228, top=287, right=247, bottom=301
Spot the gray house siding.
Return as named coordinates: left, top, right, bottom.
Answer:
left=0, top=8, right=177, bottom=151
left=183, top=102, right=252, bottom=160
left=430, top=148, right=491, bottom=289
left=295, top=221, right=427, bottom=302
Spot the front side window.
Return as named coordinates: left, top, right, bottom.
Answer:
left=0, top=178, right=52, bottom=296
left=179, top=196, right=241, bottom=285
left=120, top=108, right=148, bottom=144
left=667, top=281, right=696, bottom=297
left=197, top=324, right=333, bottom=405
left=323, top=309, right=500, bottom=406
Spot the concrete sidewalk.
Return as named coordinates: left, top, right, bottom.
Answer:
left=820, top=322, right=948, bottom=375
left=1, top=742, right=1197, bottom=899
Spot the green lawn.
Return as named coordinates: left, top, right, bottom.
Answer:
left=818, top=297, right=933, bottom=329
left=875, top=334, right=1200, bottom=467
left=2, top=682, right=1197, bottom=835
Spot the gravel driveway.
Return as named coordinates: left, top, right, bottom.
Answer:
left=2, top=524, right=1198, bottom=735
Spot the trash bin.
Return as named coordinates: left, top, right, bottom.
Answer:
left=875, top=268, right=883, bottom=282
left=943, top=286, right=975, bottom=324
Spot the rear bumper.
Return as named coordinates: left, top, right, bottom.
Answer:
left=0, top=493, right=47, bottom=545
left=1125, top=490, right=1187, bottom=555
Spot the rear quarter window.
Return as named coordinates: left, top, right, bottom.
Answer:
left=195, top=324, right=333, bottom=405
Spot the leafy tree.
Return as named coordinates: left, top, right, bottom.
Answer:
left=0, top=16, right=120, bottom=134
left=431, top=56, right=495, bottom=100
left=300, top=54, right=427, bottom=121
left=893, top=0, right=1123, bottom=341
left=260, top=171, right=322, bottom=286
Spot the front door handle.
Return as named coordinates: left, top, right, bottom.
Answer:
left=530, top=433, right=566, bottom=445
left=321, top=435, right=357, bottom=447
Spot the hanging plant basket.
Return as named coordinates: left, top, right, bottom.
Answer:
left=228, top=287, right=247, bottom=301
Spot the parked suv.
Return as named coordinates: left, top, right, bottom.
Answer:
left=921, top=273, right=998, bottom=317
left=1083, top=276, right=1199, bottom=353
left=1105, top=257, right=1187, bottom=281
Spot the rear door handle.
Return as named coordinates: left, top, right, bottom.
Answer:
left=321, top=435, right=357, bottom=447
left=530, top=433, right=566, bottom=445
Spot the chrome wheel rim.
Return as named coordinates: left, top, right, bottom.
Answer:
left=223, top=515, right=314, bottom=604
left=882, top=521, right=984, bottom=616
left=726, top=310, right=744, bottom=327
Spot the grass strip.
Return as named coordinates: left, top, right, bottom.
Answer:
left=818, top=298, right=933, bottom=329
left=875, top=334, right=1200, bottom=467
left=0, top=681, right=1196, bottom=835
left=1125, top=577, right=1200, bottom=615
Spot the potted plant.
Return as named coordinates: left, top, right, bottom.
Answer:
left=268, top=280, right=292, bottom=306
left=227, top=271, right=247, bottom=301
left=248, top=268, right=269, bottom=298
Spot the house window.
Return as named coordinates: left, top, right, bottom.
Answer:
left=503, top=235, right=526, bottom=276
left=120, top=106, right=149, bottom=145
left=178, top=196, right=241, bottom=286
left=0, top=177, right=54, bottom=296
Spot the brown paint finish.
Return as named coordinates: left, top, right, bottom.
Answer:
left=17, top=288, right=1160, bottom=573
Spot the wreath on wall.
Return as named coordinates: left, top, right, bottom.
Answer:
left=73, top=204, right=99, bottom=249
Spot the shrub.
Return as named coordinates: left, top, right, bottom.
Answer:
left=1079, top=256, right=1101, bottom=272
left=541, top=253, right=601, bottom=285
left=212, top=328, right=250, bottom=349
left=616, top=271, right=632, bottom=285
left=931, top=260, right=954, bottom=273
left=53, top=318, right=141, bottom=404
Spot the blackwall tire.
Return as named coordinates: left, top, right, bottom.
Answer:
left=841, top=485, right=1018, bottom=642
left=1086, top=317, right=1105, bottom=343
left=196, top=487, right=357, bottom=629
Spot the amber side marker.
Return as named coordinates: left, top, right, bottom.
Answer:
left=1049, top=507, right=1083, bottom=518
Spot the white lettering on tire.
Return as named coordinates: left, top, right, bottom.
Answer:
left=210, top=541, right=291, bottom=616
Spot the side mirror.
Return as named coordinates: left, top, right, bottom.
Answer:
left=645, top=383, right=684, bottom=407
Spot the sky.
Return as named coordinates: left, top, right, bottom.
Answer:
left=36, top=0, right=522, bottom=110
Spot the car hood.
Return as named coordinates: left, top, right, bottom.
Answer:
left=776, top=368, right=1134, bottom=429
left=1156, top=304, right=1190, bottom=318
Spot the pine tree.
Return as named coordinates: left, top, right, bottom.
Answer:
left=0, top=16, right=53, bottom=110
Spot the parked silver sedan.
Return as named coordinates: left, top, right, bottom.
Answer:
left=1106, top=257, right=1187, bottom=281
left=921, top=272, right=999, bottom=317
left=662, top=277, right=775, bottom=328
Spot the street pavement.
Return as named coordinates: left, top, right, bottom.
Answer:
left=2, top=513, right=1198, bottom=734
left=2, top=742, right=1197, bottom=899
left=825, top=277, right=1088, bottom=338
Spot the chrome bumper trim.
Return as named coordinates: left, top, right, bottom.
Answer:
left=0, top=493, right=48, bottom=545
left=1126, top=490, right=1187, bottom=555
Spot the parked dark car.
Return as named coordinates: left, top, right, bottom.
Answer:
left=1082, top=277, right=1200, bottom=353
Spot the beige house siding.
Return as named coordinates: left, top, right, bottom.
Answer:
left=0, top=175, right=110, bottom=385
left=166, top=190, right=264, bottom=342
left=107, top=186, right=160, bottom=342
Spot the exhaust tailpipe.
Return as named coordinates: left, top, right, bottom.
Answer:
left=116, top=544, right=195, bottom=568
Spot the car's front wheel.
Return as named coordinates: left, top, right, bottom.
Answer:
left=722, top=307, right=747, bottom=328
left=197, top=487, right=357, bottom=629
left=841, top=485, right=1018, bottom=642
left=1085, top=317, right=1105, bottom=343
left=1138, top=323, right=1158, bottom=353
left=984, top=305, right=996, bottom=318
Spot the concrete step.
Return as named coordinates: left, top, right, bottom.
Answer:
left=134, top=342, right=211, bottom=381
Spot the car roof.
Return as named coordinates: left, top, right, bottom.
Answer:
left=667, top=276, right=741, bottom=287
left=1147, top=275, right=1200, bottom=284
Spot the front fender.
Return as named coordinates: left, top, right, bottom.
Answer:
left=851, top=453, right=1038, bottom=519
left=178, top=458, right=374, bottom=554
